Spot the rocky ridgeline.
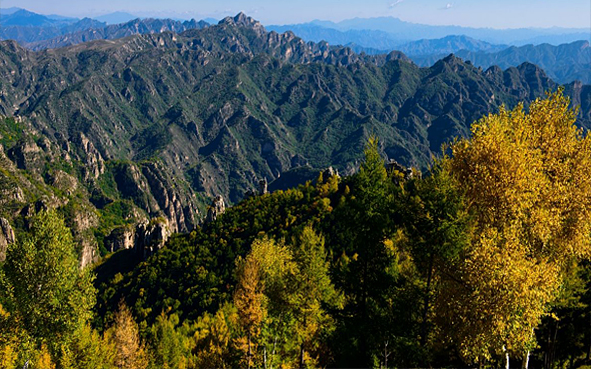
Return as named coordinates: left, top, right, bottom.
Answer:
left=0, top=118, right=200, bottom=267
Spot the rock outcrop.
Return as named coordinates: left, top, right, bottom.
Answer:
left=0, top=218, right=15, bottom=262
left=387, top=159, right=414, bottom=181
left=135, top=219, right=170, bottom=259
left=105, top=218, right=171, bottom=260
left=322, top=166, right=339, bottom=179
left=75, top=133, right=105, bottom=181
left=258, top=178, right=268, bottom=195
left=105, top=226, right=136, bottom=253
left=204, top=195, right=226, bottom=225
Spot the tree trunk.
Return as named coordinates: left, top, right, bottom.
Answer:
left=300, top=344, right=305, bottom=369
left=420, top=253, right=435, bottom=346
left=504, top=345, right=510, bottom=369
left=248, top=332, right=252, bottom=369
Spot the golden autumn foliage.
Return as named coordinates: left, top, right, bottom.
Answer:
left=449, top=90, right=591, bottom=261
left=193, top=304, right=239, bottom=369
left=0, top=303, right=18, bottom=369
left=110, top=303, right=148, bottom=369
left=234, top=241, right=268, bottom=369
left=440, top=90, right=591, bottom=363
left=35, top=344, right=56, bottom=369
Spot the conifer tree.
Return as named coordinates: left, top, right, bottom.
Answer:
left=111, top=302, right=148, bottom=369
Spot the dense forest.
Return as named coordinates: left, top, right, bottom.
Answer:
left=2, top=91, right=591, bottom=368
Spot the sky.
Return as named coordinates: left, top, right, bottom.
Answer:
left=2, top=0, right=591, bottom=29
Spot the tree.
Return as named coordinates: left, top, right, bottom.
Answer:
left=402, top=163, right=472, bottom=349
left=234, top=242, right=268, bottom=369
left=111, top=302, right=149, bottom=369
left=291, top=226, right=342, bottom=368
left=441, top=90, right=591, bottom=365
left=65, top=324, right=117, bottom=369
left=0, top=303, right=19, bottom=369
left=193, top=303, right=239, bottom=369
left=1, top=210, right=96, bottom=355
left=329, top=137, right=402, bottom=366
left=149, top=312, right=192, bottom=369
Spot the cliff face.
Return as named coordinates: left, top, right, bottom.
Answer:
left=0, top=13, right=589, bottom=266
left=0, top=218, right=15, bottom=262
left=0, top=117, right=199, bottom=266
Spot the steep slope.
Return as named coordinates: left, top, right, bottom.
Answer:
left=0, top=13, right=589, bottom=238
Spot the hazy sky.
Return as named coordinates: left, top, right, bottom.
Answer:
left=3, top=0, right=591, bottom=29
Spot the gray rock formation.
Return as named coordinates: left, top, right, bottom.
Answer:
left=258, top=178, right=268, bottom=195
left=322, top=166, right=339, bottom=179
left=135, top=219, right=170, bottom=259
left=7, top=138, right=44, bottom=173
left=0, top=218, right=15, bottom=262
left=387, top=159, right=414, bottom=181
left=105, top=218, right=171, bottom=259
left=79, top=239, right=99, bottom=268
left=105, top=226, right=136, bottom=253
left=75, top=133, right=105, bottom=181
left=204, top=195, right=226, bottom=224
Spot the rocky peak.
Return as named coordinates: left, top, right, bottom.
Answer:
left=219, top=13, right=266, bottom=35
left=430, top=53, right=466, bottom=75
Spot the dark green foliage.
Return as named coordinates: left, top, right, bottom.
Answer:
left=96, top=180, right=338, bottom=328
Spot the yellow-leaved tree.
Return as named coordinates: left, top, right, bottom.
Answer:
left=109, top=303, right=148, bottom=369
left=438, top=90, right=591, bottom=366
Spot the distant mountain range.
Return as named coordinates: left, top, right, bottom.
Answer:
left=411, top=40, right=591, bottom=84
left=93, top=12, right=138, bottom=25
left=25, top=18, right=210, bottom=50
left=0, top=9, right=106, bottom=43
left=347, top=36, right=591, bottom=84
left=301, top=17, right=591, bottom=46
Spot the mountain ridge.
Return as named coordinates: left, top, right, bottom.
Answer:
left=0, top=12, right=589, bottom=263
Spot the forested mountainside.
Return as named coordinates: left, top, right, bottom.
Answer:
left=0, top=13, right=590, bottom=266
left=3, top=91, right=591, bottom=368
left=1, top=13, right=589, bottom=202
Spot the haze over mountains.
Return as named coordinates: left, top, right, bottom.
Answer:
left=2, top=7, right=590, bottom=85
